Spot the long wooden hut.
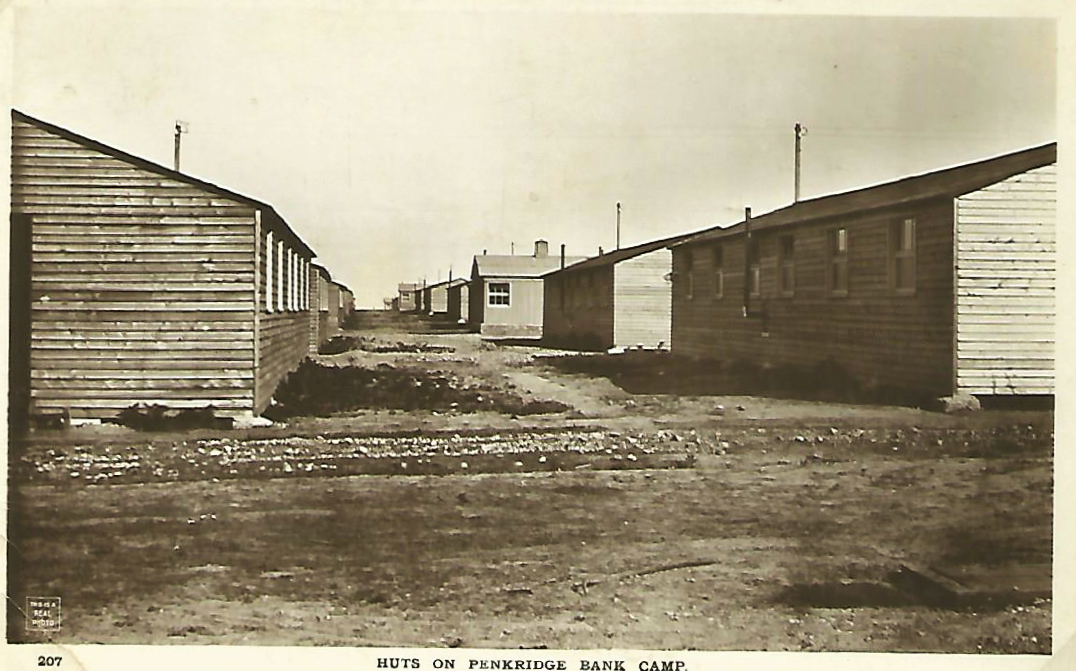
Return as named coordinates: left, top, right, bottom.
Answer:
left=543, top=232, right=698, bottom=351
left=10, top=110, right=317, bottom=425
left=670, top=143, right=1057, bottom=400
left=308, top=263, right=332, bottom=353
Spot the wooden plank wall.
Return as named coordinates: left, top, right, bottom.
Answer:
left=954, top=164, right=1056, bottom=395
left=671, top=199, right=956, bottom=396
left=447, top=283, right=469, bottom=323
left=13, top=117, right=258, bottom=419
left=307, top=266, right=323, bottom=353
left=543, top=267, right=614, bottom=349
left=478, top=277, right=547, bottom=338
left=326, top=282, right=341, bottom=333
left=429, top=285, right=450, bottom=314
left=468, top=273, right=485, bottom=329
left=613, top=249, right=673, bottom=348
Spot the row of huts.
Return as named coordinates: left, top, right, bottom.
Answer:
left=8, top=110, right=355, bottom=428
left=408, top=141, right=1057, bottom=400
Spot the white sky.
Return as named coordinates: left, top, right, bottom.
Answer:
left=12, top=2, right=1056, bottom=307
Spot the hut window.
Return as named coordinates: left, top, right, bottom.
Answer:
left=300, top=258, right=307, bottom=310
left=291, top=251, right=299, bottom=311
left=778, top=235, right=795, bottom=296
left=265, top=231, right=274, bottom=312
left=286, top=249, right=293, bottom=311
left=826, top=227, right=848, bottom=295
left=293, top=252, right=300, bottom=311
left=488, top=282, right=511, bottom=306
left=277, top=239, right=286, bottom=312
left=684, top=254, right=695, bottom=300
left=712, top=246, right=724, bottom=298
left=890, top=217, right=916, bottom=294
left=747, top=237, right=761, bottom=298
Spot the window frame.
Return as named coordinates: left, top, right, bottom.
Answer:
left=825, top=226, right=849, bottom=297
left=889, top=217, right=917, bottom=295
left=746, top=236, right=761, bottom=298
left=487, top=281, right=511, bottom=307
left=712, top=245, right=724, bottom=299
left=683, top=253, right=695, bottom=301
left=777, top=234, right=795, bottom=297
left=265, top=231, right=275, bottom=313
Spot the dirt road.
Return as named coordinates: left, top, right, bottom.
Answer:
left=7, top=311, right=1053, bottom=652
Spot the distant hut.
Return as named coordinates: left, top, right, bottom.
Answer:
left=469, top=240, right=586, bottom=339
left=10, top=110, right=316, bottom=425
left=334, top=281, right=355, bottom=327
left=308, top=263, right=332, bottom=353
left=397, top=282, right=419, bottom=312
left=424, top=277, right=468, bottom=318
left=671, top=143, right=1057, bottom=400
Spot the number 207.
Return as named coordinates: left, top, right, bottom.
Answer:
left=38, top=657, right=61, bottom=667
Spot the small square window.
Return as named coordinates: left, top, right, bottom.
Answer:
left=488, top=282, right=511, bottom=306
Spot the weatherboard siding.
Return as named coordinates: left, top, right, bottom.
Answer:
left=613, top=249, right=674, bottom=349
left=478, top=277, right=546, bottom=338
left=447, top=282, right=469, bottom=323
left=543, top=267, right=615, bottom=349
left=14, top=117, right=258, bottom=419
left=671, top=199, right=955, bottom=396
left=954, top=164, right=1056, bottom=395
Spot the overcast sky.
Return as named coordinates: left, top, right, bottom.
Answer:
left=12, top=3, right=1056, bottom=307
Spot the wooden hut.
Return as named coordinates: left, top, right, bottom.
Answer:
left=446, top=280, right=470, bottom=324
left=543, top=232, right=697, bottom=351
left=10, top=110, right=316, bottom=424
left=308, top=263, right=332, bottom=353
left=469, top=240, right=586, bottom=338
left=333, top=281, right=355, bottom=327
left=397, top=282, right=419, bottom=312
left=670, top=143, right=1057, bottom=400
left=424, top=277, right=467, bottom=317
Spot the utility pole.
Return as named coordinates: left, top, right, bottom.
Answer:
left=173, top=120, right=189, bottom=171
left=794, top=123, right=807, bottom=203
left=616, top=202, right=621, bottom=250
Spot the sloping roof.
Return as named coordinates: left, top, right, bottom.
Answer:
left=425, top=277, right=469, bottom=291
left=677, top=142, right=1057, bottom=247
left=542, top=229, right=704, bottom=278
left=473, top=254, right=588, bottom=278
left=398, top=283, right=421, bottom=292
left=13, top=109, right=316, bottom=257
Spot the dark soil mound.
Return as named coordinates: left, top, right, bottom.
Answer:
left=267, top=360, right=570, bottom=419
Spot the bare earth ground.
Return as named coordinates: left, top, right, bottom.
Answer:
left=7, top=311, right=1052, bottom=652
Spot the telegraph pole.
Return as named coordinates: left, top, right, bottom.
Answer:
left=173, top=121, right=189, bottom=171
left=794, top=123, right=807, bottom=202
left=616, top=202, right=621, bottom=250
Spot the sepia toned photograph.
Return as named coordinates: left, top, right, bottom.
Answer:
left=2, top=0, right=1066, bottom=665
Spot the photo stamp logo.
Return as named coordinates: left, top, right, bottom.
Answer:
left=26, top=597, right=61, bottom=631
